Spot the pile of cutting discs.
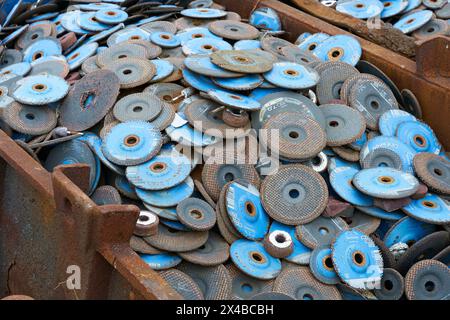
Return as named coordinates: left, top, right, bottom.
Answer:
left=0, top=0, right=449, bottom=301
left=320, top=0, right=450, bottom=38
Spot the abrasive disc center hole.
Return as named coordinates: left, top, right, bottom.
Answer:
left=245, top=201, right=256, bottom=216
left=425, top=281, right=435, bottom=292
left=118, top=54, right=127, bottom=59
left=230, top=27, right=239, bottom=32
left=355, top=3, right=364, bottom=8
left=161, top=34, right=171, bottom=40
left=323, top=256, right=334, bottom=270
left=224, top=172, right=235, bottom=182
left=31, top=33, right=39, bottom=40
left=414, top=135, right=426, bottom=147
left=150, top=162, right=167, bottom=173
left=241, top=283, right=253, bottom=293
left=308, top=44, right=316, bottom=51
left=370, top=100, right=380, bottom=110
left=123, top=69, right=132, bottom=75
left=384, top=2, right=392, bottom=6
left=422, top=200, right=436, bottom=208
left=250, top=251, right=265, bottom=264
left=384, top=279, right=394, bottom=291
left=378, top=176, right=394, bottom=184
left=303, top=293, right=313, bottom=300
left=427, top=28, right=435, bottom=33
left=406, top=18, right=415, bottom=24
left=202, top=44, right=214, bottom=50
left=289, top=131, right=299, bottom=139
left=230, top=94, right=243, bottom=100
left=289, top=188, right=300, bottom=199
left=25, top=113, right=35, bottom=120
left=189, top=209, right=203, bottom=220
left=69, top=53, right=79, bottom=61
left=234, top=56, right=250, bottom=64
left=32, top=83, right=47, bottom=92
left=33, top=52, right=43, bottom=60
left=130, top=36, right=141, bottom=40
left=329, top=120, right=339, bottom=127
left=133, top=106, right=143, bottom=113
left=124, top=134, right=140, bottom=147
left=193, top=33, right=204, bottom=38
left=285, top=69, right=299, bottom=76
left=106, top=11, right=116, bottom=16
left=319, top=227, right=329, bottom=235
left=433, top=168, right=443, bottom=176
left=352, top=251, right=366, bottom=266
left=139, top=215, right=149, bottom=222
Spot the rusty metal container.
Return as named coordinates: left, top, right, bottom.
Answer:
left=0, top=0, right=448, bottom=300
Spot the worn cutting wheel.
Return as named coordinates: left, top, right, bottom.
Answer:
left=226, top=263, right=274, bottom=300
left=273, top=266, right=342, bottom=300
left=91, top=185, right=122, bottom=205
left=413, top=152, right=450, bottom=194
left=103, top=57, right=156, bottom=89
left=309, top=246, right=340, bottom=285
left=404, top=259, right=450, bottom=300
left=145, top=224, right=208, bottom=252
left=261, top=112, right=326, bottom=161
left=178, top=232, right=229, bottom=266
left=59, top=70, right=120, bottom=131
left=3, top=102, right=56, bottom=135
left=176, top=197, right=216, bottom=231
left=97, top=43, right=150, bottom=67
left=260, top=165, right=328, bottom=225
left=210, top=50, right=273, bottom=74
left=209, top=20, right=259, bottom=40
left=159, top=269, right=204, bottom=300
left=374, top=268, right=405, bottom=300
left=12, top=74, right=69, bottom=105
left=113, top=93, right=162, bottom=122
left=177, top=262, right=232, bottom=300
left=296, top=216, right=349, bottom=249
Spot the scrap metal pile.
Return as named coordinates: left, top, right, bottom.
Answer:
left=0, top=0, right=449, bottom=300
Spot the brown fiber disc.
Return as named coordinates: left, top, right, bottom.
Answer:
left=97, top=43, right=150, bottom=67
left=260, top=165, right=328, bottom=225
left=144, top=224, right=208, bottom=252
left=103, top=58, right=156, bottom=89
left=159, top=269, right=204, bottom=300
left=208, top=20, right=259, bottom=40
left=130, top=235, right=162, bottom=254
left=58, top=32, right=77, bottom=51
left=261, top=112, right=326, bottom=161
left=59, top=70, right=120, bottom=131
left=413, top=152, right=450, bottom=194
left=404, top=259, right=450, bottom=300
left=178, top=231, right=230, bottom=266
left=273, top=266, right=342, bottom=300
left=201, top=163, right=260, bottom=202
left=3, top=102, right=56, bottom=135
left=177, top=262, right=232, bottom=300
left=210, top=50, right=273, bottom=74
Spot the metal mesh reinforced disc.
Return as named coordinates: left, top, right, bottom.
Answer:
left=349, top=78, right=399, bottom=130
left=184, top=98, right=249, bottom=138
left=361, top=147, right=403, bottom=170
left=210, top=50, right=273, bottom=74
left=176, top=197, right=216, bottom=231
left=396, top=231, right=450, bottom=275
left=81, top=56, right=100, bottom=74
left=261, top=112, right=326, bottom=160
left=340, top=73, right=380, bottom=104
left=144, top=224, right=208, bottom=252
left=273, top=266, right=342, bottom=300
left=226, top=263, right=274, bottom=300
left=113, top=93, right=162, bottom=122
left=184, top=54, right=244, bottom=78
left=374, top=268, right=405, bottom=300
left=103, top=57, right=156, bottom=89
left=405, top=259, right=450, bottom=300
left=90, top=185, right=122, bottom=205
left=321, top=104, right=366, bottom=146
left=148, top=103, right=175, bottom=131
left=201, top=164, right=260, bottom=202
left=159, top=269, right=204, bottom=300
left=208, top=20, right=260, bottom=40
left=177, top=262, right=232, bottom=300
left=296, top=216, right=349, bottom=249
left=59, top=70, right=120, bottom=131
left=413, top=152, right=450, bottom=194
left=260, top=165, right=328, bottom=225
left=3, top=102, right=56, bottom=135
left=316, top=61, right=359, bottom=105
left=126, top=39, right=162, bottom=59
left=143, top=83, right=184, bottom=104
left=96, top=42, right=150, bottom=67
left=16, top=23, right=53, bottom=49
left=141, top=21, right=177, bottom=34
left=413, top=19, right=449, bottom=39
left=178, top=232, right=229, bottom=266
left=29, top=57, right=70, bottom=78
left=253, top=91, right=326, bottom=130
